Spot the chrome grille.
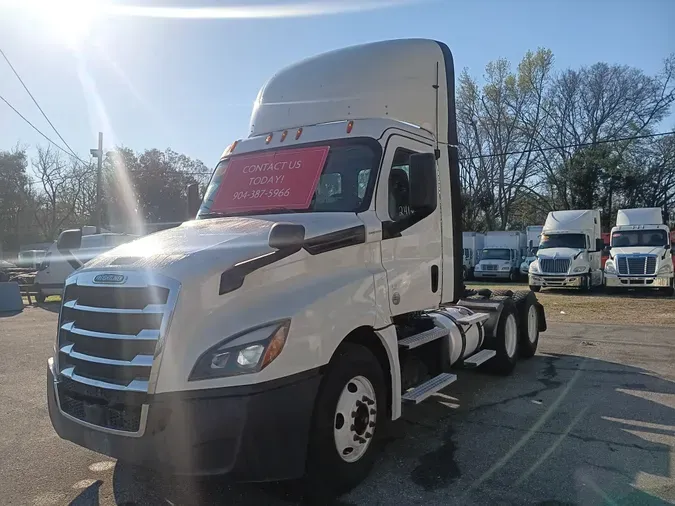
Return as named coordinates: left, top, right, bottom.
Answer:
left=55, top=272, right=178, bottom=433
left=617, top=256, right=657, bottom=276
left=484, top=264, right=498, bottom=271
left=539, top=258, right=570, bottom=274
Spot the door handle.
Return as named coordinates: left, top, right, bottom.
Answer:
left=431, top=265, right=439, bottom=293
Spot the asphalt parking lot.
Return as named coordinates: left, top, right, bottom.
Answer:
left=1, top=303, right=674, bottom=505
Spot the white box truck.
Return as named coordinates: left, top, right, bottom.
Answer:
left=603, top=208, right=674, bottom=295
left=520, top=225, right=543, bottom=276
left=473, top=231, right=526, bottom=281
left=528, top=209, right=604, bottom=291
left=47, top=39, right=546, bottom=498
left=462, top=232, right=485, bottom=279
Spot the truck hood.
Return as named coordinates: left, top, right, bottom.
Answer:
left=610, top=246, right=667, bottom=256
left=537, top=247, right=583, bottom=260
left=82, top=213, right=365, bottom=278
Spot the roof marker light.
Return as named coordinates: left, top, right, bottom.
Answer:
left=346, top=120, right=354, bottom=134
left=295, top=128, right=303, bottom=140
left=280, top=130, right=288, bottom=142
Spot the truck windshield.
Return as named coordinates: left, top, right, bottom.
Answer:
left=611, top=229, right=668, bottom=247
left=539, top=233, right=586, bottom=250
left=482, top=249, right=510, bottom=260
left=198, top=139, right=380, bottom=218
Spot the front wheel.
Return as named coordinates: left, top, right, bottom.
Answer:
left=509, top=270, right=518, bottom=282
left=305, top=343, right=386, bottom=500
left=662, top=283, right=675, bottom=297
left=36, top=290, right=46, bottom=303
left=529, top=285, right=541, bottom=293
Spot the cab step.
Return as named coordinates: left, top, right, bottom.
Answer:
left=462, top=349, right=496, bottom=368
left=398, top=327, right=450, bottom=350
left=453, top=312, right=490, bottom=326
left=401, top=373, right=457, bottom=404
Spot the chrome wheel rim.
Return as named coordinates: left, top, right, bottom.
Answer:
left=504, top=314, right=518, bottom=358
left=527, top=305, right=538, bottom=343
left=333, top=375, right=377, bottom=463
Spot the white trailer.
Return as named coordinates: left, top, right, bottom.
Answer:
left=529, top=209, right=604, bottom=291
left=474, top=231, right=526, bottom=281
left=520, top=225, right=543, bottom=276
left=604, top=208, right=674, bottom=295
left=47, top=39, right=547, bottom=499
left=462, top=232, right=485, bottom=279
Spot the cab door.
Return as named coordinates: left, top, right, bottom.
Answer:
left=376, top=134, right=442, bottom=315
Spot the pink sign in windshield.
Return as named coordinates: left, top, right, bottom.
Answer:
left=210, top=146, right=330, bottom=213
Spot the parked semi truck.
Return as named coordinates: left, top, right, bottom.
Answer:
left=473, top=231, right=526, bottom=281
left=604, top=208, right=674, bottom=295
left=47, top=39, right=546, bottom=497
left=462, top=232, right=485, bottom=279
left=528, top=209, right=604, bottom=291
left=520, top=225, right=543, bottom=277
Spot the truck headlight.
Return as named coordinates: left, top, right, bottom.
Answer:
left=572, top=266, right=587, bottom=273
left=604, top=261, right=616, bottom=274
left=474, top=264, right=481, bottom=271
left=501, top=266, right=510, bottom=271
left=189, top=320, right=290, bottom=381
left=659, top=264, right=673, bottom=275
left=529, top=262, right=540, bottom=274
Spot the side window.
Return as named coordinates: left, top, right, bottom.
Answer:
left=388, top=148, right=414, bottom=221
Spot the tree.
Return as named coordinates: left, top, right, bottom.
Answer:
left=0, top=147, right=38, bottom=250
left=103, top=147, right=210, bottom=234
left=32, top=146, right=92, bottom=240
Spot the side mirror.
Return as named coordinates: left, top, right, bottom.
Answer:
left=187, top=183, right=201, bottom=218
left=57, top=229, right=82, bottom=252
left=665, top=243, right=671, bottom=250
left=269, top=223, right=305, bottom=252
left=595, top=238, right=604, bottom=252
left=408, top=153, right=437, bottom=211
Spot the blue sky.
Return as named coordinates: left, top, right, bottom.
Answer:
left=1, top=0, right=673, bottom=169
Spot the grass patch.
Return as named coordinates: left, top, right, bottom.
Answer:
left=466, top=282, right=675, bottom=327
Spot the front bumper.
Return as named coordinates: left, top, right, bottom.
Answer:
left=528, top=274, right=583, bottom=288
left=474, top=270, right=512, bottom=279
left=604, top=275, right=672, bottom=288
left=48, top=361, right=321, bottom=480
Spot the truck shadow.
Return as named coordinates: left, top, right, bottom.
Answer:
left=108, top=354, right=675, bottom=505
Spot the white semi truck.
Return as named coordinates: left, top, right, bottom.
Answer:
left=47, top=39, right=546, bottom=497
left=473, top=231, right=526, bottom=281
left=520, top=225, right=543, bottom=276
left=529, top=209, right=604, bottom=291
left=462, top=231, right=485, bottom=279
left=604, top=207, right=674, bottom=295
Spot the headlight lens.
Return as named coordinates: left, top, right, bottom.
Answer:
left=658, top=263, right=673, bottom=274
left=474, top=264, right=481, bottom=271
left=189, top=320, right=290, bottom=380
left=529, top=262, right=540, bottom=274
left=604, top=261, right=616, bottom=274
left=572, top=266, right=587, bottom=273
left=501, top=266, right=510, bottom=271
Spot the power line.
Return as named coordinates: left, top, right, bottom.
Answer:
left=0, top=92, right=90, bottom=165
left=0, top=47, right=81, bottom=161
left=458, top=130, right=675, bottom=162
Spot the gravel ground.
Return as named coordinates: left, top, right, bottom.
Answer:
left=1, top=303, right=674, bottom=505
left=467, top=281, right=675, bottom=326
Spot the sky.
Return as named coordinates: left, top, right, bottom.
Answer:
left=1, top=0, right=674, bottom=170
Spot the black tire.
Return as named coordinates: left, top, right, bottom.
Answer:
left=488, top=301, right=519, bottom=375
left=514, top=292, right=539, bottom=358
left=509, top=270, right=518, bottom=282
left=305, top=343, right=386, bottom=500
left=36, top=291, right=46, bottom=303
left=580, top=274, right=591, bottom=292
left=462, top=266, right=468, bottom=281
left=529, top=285, right=541, bottom=293
left=662, top=284, right=675, bottom=297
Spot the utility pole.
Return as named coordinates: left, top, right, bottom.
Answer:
left=90, top=132, right=103, bottom=233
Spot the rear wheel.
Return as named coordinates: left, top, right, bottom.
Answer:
left=305, top=343, right=386, bottom=500
left=529, top=285, right=541, bottom=293
left=36, top=290, right=46, bottom=303
left=516, top=294, right=539, bottom=358
left=489, top=302, right=519, bottom=375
